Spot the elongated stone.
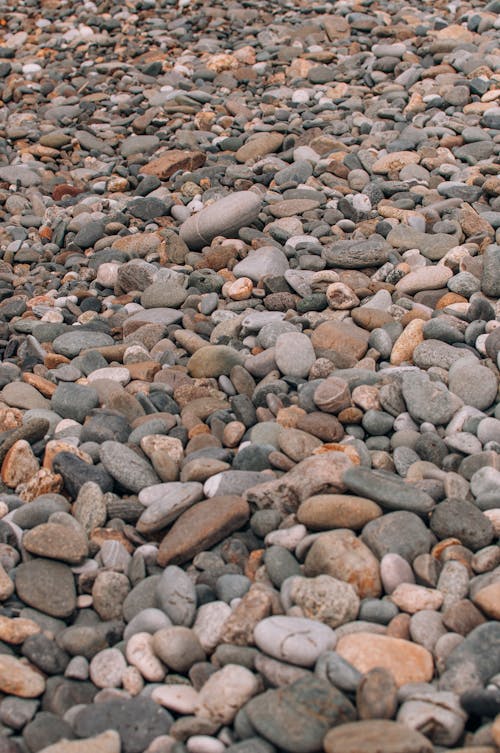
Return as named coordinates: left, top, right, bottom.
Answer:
left=179, top=191, right=262, bottom=250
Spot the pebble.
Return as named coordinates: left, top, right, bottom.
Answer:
left=0, top=0, right=498, bottom=749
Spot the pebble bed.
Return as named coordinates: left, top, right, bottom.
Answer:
left=0, top=0, right=499, bottom=752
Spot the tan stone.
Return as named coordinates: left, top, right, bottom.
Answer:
left=141, top=149, right=206, bottom=180
left=311, top=320, right=369, bottom=361
left=297, top=494, right=382, bottom=531
left=395, top=267, right=453, bottom=296
left=0, top=655, right=45, bottom=697
left=140, top=435, right=184, bottom=465
left=0, top=616, right=40, bottom=644
left=472, top=582, right=500, bottom=619
left=42, top=440, right=93, bottom=470
left=1, top=440, right=39, bottom=488
left=221, top=584, right=274, bottom=646
left=336, top=633, right=434, bottom=687
left=22, top=373, right=57, bottom=397
left=227, top=277, right=253, bottom=300
left=0, top=406, right=23, bottom=431
left=0, top=562, right=14, bottom=600
left=351, top=308, right=395, bottom=331
left=126, top=361, right=161, bottom=381
left=390, top=319, right=425, bottom=366
left=245, top=453, right=353, bottom=515
left=324, top=720, right=433, bottom=753
left=390, top=583, right=444, bottom=613
left=305, top=529, right=382, bottom=598
left=235, top=132, right=284, bottom=164
left=372, top=151, right=420, bottom=174
left=326, top=282, right=360, bottom=310
left=23, top=523, right=89, bottom=564
left=38, top=730, right=121, bottom=753
left=158, top=495, right=250, bottom=567
left=16, top=468, right=63, bottom=502
left=313, top=377, right=351, bottom=414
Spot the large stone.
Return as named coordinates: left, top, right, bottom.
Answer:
left=311, top=320, right=369, bottom=361
left=38, top=731, right=121, bottom=753
left=15, top=560, right=76, bottom=618
left=157, top=495, right=250, bottom=566
left=141, top=149, right=206, bottom=179
left=244, top=676, right=356, bottom=753
left=180, top=191, right=262, bottom=250
left=233, top=246, right=289, bottom=282
left=336, top=633, right=434, bottom=687
left=245, top=453, right=353, bottom=515
left=187, top=345, right=243, bottom=378
left=342, top=467, right=435, bottom=514
left=324, top=720, right=433, bottom=753
left=254, top=615, right=336, bottom=667
left=304, top=530, right=382, bottom=598
left=0, top=655, right=45, bottom=697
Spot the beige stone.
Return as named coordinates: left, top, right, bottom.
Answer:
left=336, top=633, right=434, bottom=687
left=390, top=319, right=425, bottom=366
left=304, top=529, right=382, bottom=598
left=297, top=494, right=382, bottom=531
left=390, top=583, right=444, bottom=613
left=0, top=655, right=45, bottom=697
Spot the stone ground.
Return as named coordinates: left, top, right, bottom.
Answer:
left=0, top=0, right=499, bottom=751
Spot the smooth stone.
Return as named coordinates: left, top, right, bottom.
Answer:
left=448, top=360, right=498, bottom=411
left=52, top=331, right=114, bottom=358
left=401, top=371, right=462, bottom=426
left=157, top=495, right=250, bottom=566
left=274, top=333, right=315, bottom=379
left=180, top=192, right=262, bottom=251
left=233, top=247, right=289, bottom=283
left=254, top=616, right=335, bottom=667
left=137, top=482, right=203, bottom=534
left=323, top=238, right=390, bottom=269
left=245, top=676, right=356, bottom=753
left=152, top=626, right=205, bottom=673
left=22, top=523, right=88, bottom=564
left=195, top=664, right=259, bottom=724
left=324, top=720, right=433, bottom=753
left=51, top=383, right=99, bottom=424
left=430, top=498, right=494, bottom=551
left=439, top=622, right=500, bottom=693
left=343, top=467, right=435, bottom=514
left=14, top=560, right=76, bottom=618
left=37, top=731, right=120, bottom=753
left=188, top=346, right=243, bottom=378
left=297, top=494, right=382, bottom=531
left=336, top=633, right=434, bottom=687
left=73, top=698, right=173, bottom=753
left=99, top=441, right=160, bottom=493
left=361, top=511, right=433, bottom=562
left=156, top=565, right=197, bottom=626
left=304, top=530, right=382, bottom=599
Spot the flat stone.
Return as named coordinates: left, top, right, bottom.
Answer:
left=15, top=559, right=76, bottom=618
left=23, top=523, right=88, bottom=564
left=233, top=246, right=289, bottom=282
left=157, top=495, right=250, bottom=566
left=99, top=441, right=160, bottom=493
left=141, top=149, right=206, bottom=179
left=0, top=655, right=45, bottom=697
left=188, top=345, right=243, bottom=378
left=180, top=191, right=262, bottom=250
left=343, top=466, right=435, bottom=514
left=401, top=371, right=462, bottom=426
left=336, top=633, right=434, bottom=687
left=323, top=238, right=390, bottom=269
left=244, top=676, right=356, bottom=753
left=297, top=494, right=382, bottom=531
left=324, top=720, right=433, bottom=753
left=38, top=731, right=121, bottom=753
left=254, top=615, right=336, bottom=667
left=52, top=331, right=114, bottom=358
